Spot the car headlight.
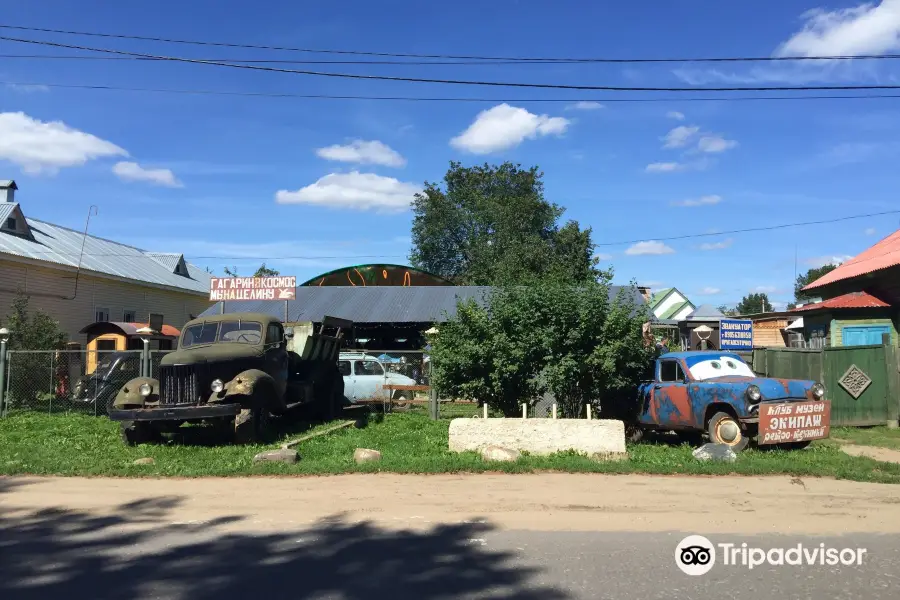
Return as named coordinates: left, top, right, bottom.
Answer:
left=211, top=379, right=224, bottom=393
left=811, top=383, right=826, bottom=399
left=139, top=383, right=153, bottom=397
left=746, top=384, right=762, bottom=403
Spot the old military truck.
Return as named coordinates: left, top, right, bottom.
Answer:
left=108, top=312, right=349, bottom=445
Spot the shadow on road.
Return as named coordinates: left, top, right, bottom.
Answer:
left=0, top=491, right=569, bottom=600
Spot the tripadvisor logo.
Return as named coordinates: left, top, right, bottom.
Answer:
left=675, top=535, right=867, bottom=575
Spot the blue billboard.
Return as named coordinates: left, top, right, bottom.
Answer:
left=720, top=319, right=753, bottom=350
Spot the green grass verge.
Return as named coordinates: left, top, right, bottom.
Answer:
left=1, top=410, right=900, bottom=483
left=830, top=425, right=900, bottom=451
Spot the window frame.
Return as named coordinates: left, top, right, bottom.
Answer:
left=658, top=359, right=686, bottom=383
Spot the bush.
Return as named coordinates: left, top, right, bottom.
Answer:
left=429, top=277, right=654, bottom=417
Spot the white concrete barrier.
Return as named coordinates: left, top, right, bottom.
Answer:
left=448, top=418, right=627, bottom=457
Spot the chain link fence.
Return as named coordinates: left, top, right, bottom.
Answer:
left=1, top=349, right=143, bottom=416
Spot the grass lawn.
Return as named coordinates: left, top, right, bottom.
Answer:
left=830, top=425, right=900, bottom=451
left=2, top=409, right=900, bottom=483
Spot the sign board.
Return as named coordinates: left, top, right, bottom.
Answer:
left=209, top=276, right=296, bottom=301
left=757, top=400, right=831, bottom=445
left=719, top=318, right=753, bottom=350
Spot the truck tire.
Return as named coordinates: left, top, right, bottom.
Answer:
left=234, top=389, right=271, bottom=444
left=707, top=411, right=749, bottom=451
left=120, top=421, right=159, bottom=446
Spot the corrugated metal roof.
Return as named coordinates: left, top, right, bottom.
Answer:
left=649, top=287, right=673, bottom=308
left=684, top=303, right=725, bottom=320
left=0, top=180, right=17, bottom=189
left=0, top=202, right=18, bottom=223
left=144, top=252, right=183, bottom=272
left=0, top=216, right=210, bottom=294
left=804, top=229, right=900, bottom=290
left=791, top=291, right=890, bottom=312
left=200, top=285, right=645, bottom=323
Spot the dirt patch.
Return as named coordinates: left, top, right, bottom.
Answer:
left=3, top=473, right=900, bottom=535
left=841, top=444, right=900, bottom=464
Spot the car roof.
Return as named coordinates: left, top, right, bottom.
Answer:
left=659, top=350, right=743, bottom=360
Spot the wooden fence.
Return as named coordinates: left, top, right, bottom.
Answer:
left=749, top=343, right=900, bottom=427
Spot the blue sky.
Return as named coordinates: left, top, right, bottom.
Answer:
left=1, top=0, right=900, bottom=309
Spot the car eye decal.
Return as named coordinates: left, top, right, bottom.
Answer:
left=711, top=361, right=721, bottom=369
left=726, top=360, right=737, bottom=369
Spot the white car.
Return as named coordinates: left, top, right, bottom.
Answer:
left=338, top=352, right=417, bottom=403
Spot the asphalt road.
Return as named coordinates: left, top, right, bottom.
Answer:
left=3, top=513, right=897, bottom=598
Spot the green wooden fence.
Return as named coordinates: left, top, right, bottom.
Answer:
left=750, top=344, right=900, bottom=427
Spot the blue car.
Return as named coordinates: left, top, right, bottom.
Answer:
left=632, top=351, right=830, bottom=451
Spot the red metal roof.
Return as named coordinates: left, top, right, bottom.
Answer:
left=791, top=291, right=890, bottom=312
left=803, top=229, right=900, bottom=290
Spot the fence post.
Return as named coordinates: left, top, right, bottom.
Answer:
left=0, top=338, right=7, bottom=417
left=428, top=357, right=438, bottom=420
left=48, top=352, right=54, bottom=414
left=884, top=335, right=899, bottom=428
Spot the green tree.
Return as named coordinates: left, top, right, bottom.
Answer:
left=794, top=264, right=836, bottom=303
left=0, top=290, right=68, bottom=408
left=223, top=266, right=239, bottom=277
left=410, top=161, right=603, bottom=285
left=717, top=304, right=738, bottom=317
left=254, top=263, right=280, bottom=277
left=429, top=277, right=653, bottom=418
left=735, top=293, right=773, bottom=315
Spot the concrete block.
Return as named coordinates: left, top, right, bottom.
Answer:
left=253, top=449, right=300, bottom=464
left=448, top=418, right=627, bottom=457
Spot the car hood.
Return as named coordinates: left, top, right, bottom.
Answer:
left=160, top=344, right=265, bottom=366
left=694, top=376, right=815, bottom=401
left=385, top=372, right=416, bottom=385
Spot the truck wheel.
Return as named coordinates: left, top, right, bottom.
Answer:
left=393, top=393, right=411, bottom=411
left=234, top=391, right=271, bottom=444
left=120, top=421, right=159, bottom=446
left=707, top=411, right=749, bottom=451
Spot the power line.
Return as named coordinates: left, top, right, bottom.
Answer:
left=0, top=53, right=609, bottom=65
left=2, top=23, right=900, bottom=64
left=595, top=210, right=900, bottom=246
left=7, top=35, right=900, bottom=93
left=7, top=80, right=900, bottom=103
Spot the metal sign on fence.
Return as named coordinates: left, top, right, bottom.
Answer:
left=720, top=318, right=753, bottom=351
left=209, top=276, right=297, bottom=301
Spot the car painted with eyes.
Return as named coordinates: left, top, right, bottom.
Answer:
left=632, top=351, right=831, bottom=450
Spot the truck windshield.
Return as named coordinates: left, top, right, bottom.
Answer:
left=685, top=355, right=756, bottom=381
left=181, top=321, right=264, bottom=348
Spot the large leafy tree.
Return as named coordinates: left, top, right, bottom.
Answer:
left=410, top=161, right=602, bottom=285
left=429, top=277, right=653, bottom=418
left=735, top=293, right=773, bottom=315
left=794, top=264, right=837, bottom=303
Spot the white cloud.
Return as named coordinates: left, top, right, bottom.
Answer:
left=113, top=161, right=182, bottom=188
left=625, top=240, right=676, bottom=256
left=806, top=254, right=854, bottom=268
left=667, top=111, right=685, bottom=121
left=450, top=103, right=570, bottom=154
left=566, top=101, right=604, bottom=110
left=697, top=135, right=738, bottom=153
left=0, top=111, right=127, bottom=174
left=275, top=171, right=422, bottom=212
left=698, top=287, right=721, bottom=295
left=6, top=84, right=50, bottom=93
left=645, top=162, right=684, bottom=173
left=699, top=238, right=733, bottom=250
left=662, top=125, right=699, bottom=149
left=593, top=253, right=613, bottom=261
left=315, top=139, right=406, bottom=168
left=775, top=1, right=900, bottom=58
left=865, top=227, right=878, bottom=235
left=672, top=194, right=722, bottom=207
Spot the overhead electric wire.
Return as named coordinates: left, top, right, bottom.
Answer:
left=6, top=80, right=900, bottom=103
left=6, top=35, right=900, bottom=93
left=0, top=53, right=605, bottom=65
left=2, top=23, right=899, bottom=64
left=593, top=210, right=900, bottom=246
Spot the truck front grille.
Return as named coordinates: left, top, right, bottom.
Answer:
left=160, top=365, right=200, bottom=405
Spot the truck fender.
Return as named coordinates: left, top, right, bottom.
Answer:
left=114, top=376, right=160, bottom=409
left=214, top=369, right=281, bottom=410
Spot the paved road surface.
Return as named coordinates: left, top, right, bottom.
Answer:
left=2, top=474, right=898, bottom=599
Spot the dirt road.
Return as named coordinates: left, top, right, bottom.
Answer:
left=4, top=473, right=900, bottom=534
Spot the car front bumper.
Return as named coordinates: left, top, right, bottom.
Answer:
left=108, top=403, right=241, bottom=422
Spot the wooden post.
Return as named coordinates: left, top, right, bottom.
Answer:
left=552, top=403, right=557, bottom=419
left=884, top=336, right=900, bottom=428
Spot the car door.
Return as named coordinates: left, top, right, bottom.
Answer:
left=353, top=359, right=387, bottom=400
left=639, top=359, right=694, bottom=428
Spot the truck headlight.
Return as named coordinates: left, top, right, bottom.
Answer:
left=211, top=379, right=224, bottom=393
left=746, top=384, right=762, bottom=403
left=812, top=383, right=826, bottom=399
left=139, top=383, right=153, bottom=397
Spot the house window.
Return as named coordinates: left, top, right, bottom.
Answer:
left=123, top=310, right=137, bottom=323
left=95, top=307, right=110, bottom=322
left=5, top=217, right=15, bottom=230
